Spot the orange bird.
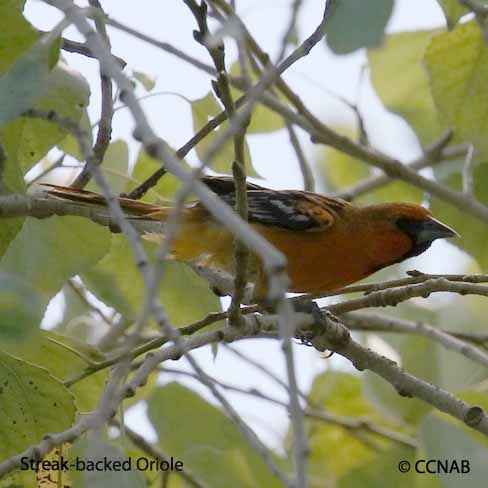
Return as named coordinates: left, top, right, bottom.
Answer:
left=44, top=177, right=457, bottom=300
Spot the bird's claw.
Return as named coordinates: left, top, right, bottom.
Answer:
left=293, top=299, right=337, bottom=354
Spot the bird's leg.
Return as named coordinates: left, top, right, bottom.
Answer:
left=293, top=300, right=341, bottom=355
left=293, top=299, right=327, bottom=346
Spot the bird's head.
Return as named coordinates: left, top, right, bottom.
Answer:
left=357, top=203, right=458, bottom=266
left=392, top=204, right=458, bottom=258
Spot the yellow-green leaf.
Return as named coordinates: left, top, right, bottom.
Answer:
left=0, top=39, right=56, bottom=127
left=437, top=0, right=468, bottom=29
left=229, top=63, right=285, bottom=134
left=0, top=216, right=110, bottom=306
left=87, top=139, right=129, bottom=195
left=426, top=21, right=488, bottom=158
left=0, top=0, right=38, bottom=74
left=148, top=383, right=284, bottom=488
left=430, top=164, right=488, bottom=270
left=1, top=62, right=90, bottom=174
left=83, top=235, right=222, bottom=327
left=0, top=272, right=42, bottom=346
left=11, top=331, right=108, bottom=412
left=57, top=109, right=93, bottom=161
left=318, top=130, right=422, bottom=205
left=307, top=371, right=404, bottom=483
left=368, top=29, right=443, bottom=145
left=125, top=147, right=183, bottom=204
left=191, top=92, right=259, bottom=177
left=0, top=350, right=76, bottom=458
left=132, top=69, right=156, bottom=91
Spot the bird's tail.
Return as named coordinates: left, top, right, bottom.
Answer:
left=41, top=183, right=171, bottom=221
left=41, top=183, right=237, bottom=273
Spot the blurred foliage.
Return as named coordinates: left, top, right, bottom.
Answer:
left=318, top=128, right=422, bottom=205
left=431, top=164, right=488, bottom=269
left=325, top=0, right=394, bottom=54
left=426, top=21, right=488, bottom=159
left=83, top=235, right=222, bottom=327
left=191, top=92, right=258, bottom=176
left=228, top=62, right=286, bottom=134
left=306, top=371, right=407, bottom=485
left=368, top=29, right=443, bottom=145
left=148, top=383, right=286, bottom=488
left=9, top=330, right=108, bottom=412
left=0, top=272, right=42, bottom=345
left=0, top=216, right=110, bottom=308
left=125, top=146, right=183, bottom=204
left=0, top=350, right=76, bottom=459
left=436, top=0, right=468, bottom=29
left=86, top=139, right=129, bottom=195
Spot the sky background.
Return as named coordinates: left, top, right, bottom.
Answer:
left=24, top=0, right=471, bottom=450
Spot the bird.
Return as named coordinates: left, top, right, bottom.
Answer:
left=43, top=177, right=457, bottom=301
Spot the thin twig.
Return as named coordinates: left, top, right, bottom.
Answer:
left=110, top=418, right=207, bottom=488
left=286, top=122, right=314, bottom=191
left=67, top=278, right=113, bottom=326
left=71, top=0, right=114, bottom=189
left=344, top=311, right=488, bottom=369
left=158, top=366, right=417, bottom=449
left=61, top=37, right=126, bottom=67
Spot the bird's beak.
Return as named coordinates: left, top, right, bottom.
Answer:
left=417, top=216, right=458, bottom=243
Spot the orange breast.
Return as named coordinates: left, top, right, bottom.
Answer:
left=254, top=223, right=412, bottom=294
left=170, top=212, right=413, bottom=296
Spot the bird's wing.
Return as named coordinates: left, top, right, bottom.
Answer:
left=201, top=175, right=267, bottom=193
left=202, top=179, right=347, bottom=231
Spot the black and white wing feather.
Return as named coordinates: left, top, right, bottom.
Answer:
left=201, top=177, right=347, bottom=231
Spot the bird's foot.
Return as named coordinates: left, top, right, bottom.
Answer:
left=293, top=299, right=334, bottom=349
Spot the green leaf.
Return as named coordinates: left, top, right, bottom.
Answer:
left=0, top=216, right=110, bottom=306
left=338, top=445, right=415, bottom=488
left=362, top=304, right=441, bottom=424
left=437, top=0, right=468, bottom=29
left=368, top=29, right=443, bottom=145
left=426, top=21, right=488, bottom=158
left=0, top=2, right=46, bottom=252
left=148, top=383, right=285, bottom=488
left=0, top=469, right=37, bottom=488
left=362, top=297, right=488, bottom=427
left=0, top=129, right=28, bottom=257
left=0, top=1, right=38, bottom=74
left=132, top=69, right=156, bottom=91
left=0, top=39, right=56, bottom=127
left=325, top=0, right=394, bottom=54
left=419, top=415, right=488, bottom=487
left=0, top=350, right=76, bottom=458
left=430, top=164, right=488, bottom=269
left=229, top=63, right=285, bottom=134
left=11, top=331, right=108, bottom=412
left=87, top=139, right=129, bottom=195
left=125, top=147, right=182, bottom=204
left=57, top=108, right=93, bottom=161
left=434, top=296, right=488, bottom=391
left=318, top=129, right=422, bottom=204
left=0, top=218, right=24, bottom=261
left=191, top=92, right=259, bottom=177
left=306, top=371, right=405, bottom=483
left=1, top=61, right=90, bottom=174
left=83, top=235, right=222, bottom=327
left=0, top=272, right=42, bottom=345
